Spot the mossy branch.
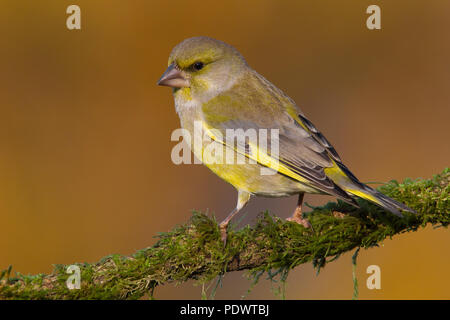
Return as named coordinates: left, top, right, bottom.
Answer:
left=1, top=169, right=449, bottom=300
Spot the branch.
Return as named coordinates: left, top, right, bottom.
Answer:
left=1, top=169, right=449, bottom=299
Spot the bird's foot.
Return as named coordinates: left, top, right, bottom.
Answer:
left=286, top=207, right=312, bottom=229
left=286, top=215, right=312, bottom=228
left=219, top=224, right=228, bottom=246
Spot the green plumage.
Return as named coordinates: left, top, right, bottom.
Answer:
left=159, top=36, right=415, bottom=239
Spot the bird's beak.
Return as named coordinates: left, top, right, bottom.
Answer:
left=157, top=63, right=189, bottom=88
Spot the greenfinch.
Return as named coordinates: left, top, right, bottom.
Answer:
left=158, top=36, right=414, bottom=243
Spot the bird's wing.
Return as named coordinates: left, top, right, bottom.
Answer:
left=200, top=71, right=357, bottom=204
left=202, top=116, right=356, bottom=204
left=201, top=70, right=415, bottom=215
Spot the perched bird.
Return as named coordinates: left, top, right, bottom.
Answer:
left=158, top=36, right=414, bottom=243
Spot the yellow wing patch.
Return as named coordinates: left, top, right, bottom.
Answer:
left=201, top=122, right=311, bottom=186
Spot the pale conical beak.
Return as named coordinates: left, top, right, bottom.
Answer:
left=157, top=63, right=189, bottom=88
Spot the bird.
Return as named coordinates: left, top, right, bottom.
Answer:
left=157, top=36, right=415, bottom=243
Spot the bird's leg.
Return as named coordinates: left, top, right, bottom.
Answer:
left=286, top=193, right=311, bottom=228
left=219, top=191, right=251, bottom=245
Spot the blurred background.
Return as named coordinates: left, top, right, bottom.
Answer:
left=0, top=0, right=449, bottom=299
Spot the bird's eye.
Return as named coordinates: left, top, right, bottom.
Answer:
left=192, top=62, right=204, bottom=71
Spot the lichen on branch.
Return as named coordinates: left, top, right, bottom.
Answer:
left=0, top=169, right=448, bottom=300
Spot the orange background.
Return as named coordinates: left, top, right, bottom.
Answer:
left=0, top=0, right=449, bottom=299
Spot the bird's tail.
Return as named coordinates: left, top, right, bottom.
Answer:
left=344, top=183, right=415, bottom=217
left=327, top=162, right=416, bottom=216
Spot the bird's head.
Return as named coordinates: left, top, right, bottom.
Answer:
left=157, top=37, right=247, bottom=101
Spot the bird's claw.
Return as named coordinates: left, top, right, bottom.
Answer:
left=286, top=215, right=312, bottom=229
left=220, top=225, right=228, bottom=246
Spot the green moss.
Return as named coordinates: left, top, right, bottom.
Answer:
left=0, top=168, right=448, bottom=299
